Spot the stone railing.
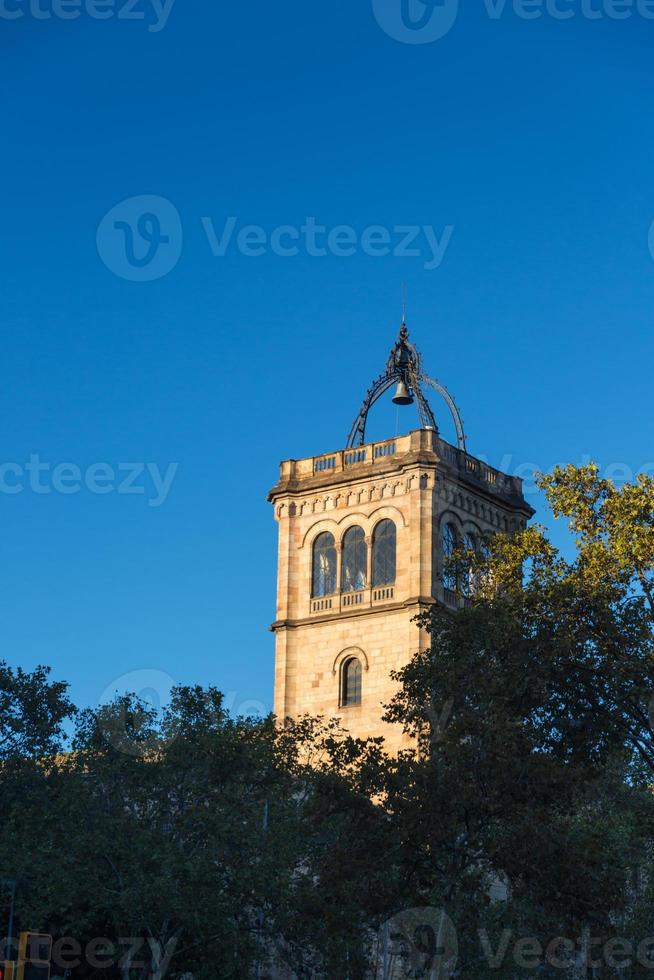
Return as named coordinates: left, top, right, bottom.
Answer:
left=285, top=434, right=411, bottom=481
left=432, top=436, right=523, bottom=500
left=309, top=586, right=397, bottom=617
left=276, top=429, right=525, bottom=502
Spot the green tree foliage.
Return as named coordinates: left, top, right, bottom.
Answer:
left=0, top=661, right=73, bottom=761
left=382, top=466, right=654, bottom=976
left=0, top=662, right=75, bottom=963
left=1, top=688, right=395, bottom=978
left=2, top=466, right=654, bottom=978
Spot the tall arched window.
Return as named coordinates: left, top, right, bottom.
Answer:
left=340, top=657, right=362, bottom=706
left=462, top=531, right=478, bottom=597
left=464, top=531, right=477, bottom=553
left=478, top=536, right=491, bottom=587
left=372, top=519, right=396, bottom=587
left=341, top=526, right=367, bottom=593
left=441, top=522, right=458, bottom=591
left=312, top=532, right=336, bottom=597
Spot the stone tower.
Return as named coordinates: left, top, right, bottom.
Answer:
left=268, top=325, right=534, bottom=750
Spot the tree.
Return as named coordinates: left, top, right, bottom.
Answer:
left=57, top=687, right=300, bottom=978
left=0, top=663, right=74, bottom=963
left=381, top=465, right=654, bottom=976
left=3, top=465, right=653, bottom=977
left=0, top=661, right=73, bottom=761
left=0, top=687, right=398, bottom=979
left=541, top=464, right=654, bottom=622
left=264, top=717, right=402, bottom=979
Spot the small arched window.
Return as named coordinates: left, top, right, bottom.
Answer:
left=442, top=522, right=458, bottom=591
left=312, top=532, right=336, bottom=597
left=340, top=657, right=362, bottom=707
left=372, top=519, right=396, bottom=587
left=341, top=526, right=367, bottom=593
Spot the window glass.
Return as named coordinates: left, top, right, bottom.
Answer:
left=372, top=520, right=396, bottom=587
left=312, top=532, right=336, bottom=597
left=462, top=532, right=478, bottom=597
left=442, top=522, right=458, bottom=590
left=341, top=657, right=362, bottom=706
left=341, top=526, right=367, bottom=593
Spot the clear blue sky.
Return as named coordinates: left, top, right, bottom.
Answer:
left=3, top=1, right=654, bottom=718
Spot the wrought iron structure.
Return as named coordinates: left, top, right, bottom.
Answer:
left=346, top=323, right=468, bottom=451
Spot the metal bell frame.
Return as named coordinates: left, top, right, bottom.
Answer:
left=346, top=322, right=468, bottom=452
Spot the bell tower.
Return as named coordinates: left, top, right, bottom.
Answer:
left=268, top=323, right=534, bottom=750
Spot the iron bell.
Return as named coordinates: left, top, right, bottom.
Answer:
left=392, top=381, right=414, bottom=406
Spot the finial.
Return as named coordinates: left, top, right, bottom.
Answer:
left=399, top=283, right=409, bottom=341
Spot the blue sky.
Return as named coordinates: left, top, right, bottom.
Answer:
left=2, top=0, right=654, bottom=718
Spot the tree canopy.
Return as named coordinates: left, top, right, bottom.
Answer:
left=1, top=465, right=653, bottom=978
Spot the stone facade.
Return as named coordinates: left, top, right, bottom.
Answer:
left=268, top=428, right=534, bottom=752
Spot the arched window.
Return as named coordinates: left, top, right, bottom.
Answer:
left=478, top=536, right=491, bottom=587
left=441, top=522, right=458, bottom=590
left=340, top=657, right=362, bottom=707
left=464, top=532, right=477, bottom=553
left=312, top=532, right=336, bottom=597
left=462, top=531, right=478, bottom=597
left=341, top=526, right=367, bottom=593
left=372, top=519, right=396, bottom=587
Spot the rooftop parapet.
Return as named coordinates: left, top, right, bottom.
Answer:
left=269, top=428, right=533, bottom=514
